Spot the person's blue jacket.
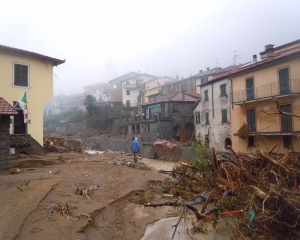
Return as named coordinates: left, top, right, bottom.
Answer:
left=131, top=140, right=140, bottom=153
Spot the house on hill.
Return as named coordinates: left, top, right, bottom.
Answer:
left=109, top=72, right=155, bottom=108
left=0, top=44, right=65, bottom=151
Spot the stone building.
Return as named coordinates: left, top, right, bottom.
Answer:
left=0, top=98, right=18, bottom=170
left=127, top=91, right=200, bottom=142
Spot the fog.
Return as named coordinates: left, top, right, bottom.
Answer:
left=1, top=0, right=300, bottom=95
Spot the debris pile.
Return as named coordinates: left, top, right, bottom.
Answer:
left=147, top=146, right=300, bottom=239
left=43, top=136, right=85, bottom=153
left=153, top=140, right=180, bottom=160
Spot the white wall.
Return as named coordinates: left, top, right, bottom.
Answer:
left=194, top=78, right=232, bottom=151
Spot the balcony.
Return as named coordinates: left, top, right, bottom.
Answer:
left=124, top=83, right=144, bottom=89
left=127, top=112, right=172, bottom=123
left=232, top=79, right=300, bottom=104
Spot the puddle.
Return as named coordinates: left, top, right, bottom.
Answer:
left=142, top=215, right=233, bottom=240
left=86, top=150, right=104, bottom=154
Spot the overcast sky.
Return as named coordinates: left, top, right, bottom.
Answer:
left=1, top=0, right=300, bottom=95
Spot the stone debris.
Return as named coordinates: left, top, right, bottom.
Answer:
left=43, top=136, right=85, bottom=153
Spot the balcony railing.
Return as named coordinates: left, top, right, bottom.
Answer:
left=124, top=83, right=144, bottom=89
left=127, top=112, right=172, bottom=123
left=232, top=79, right=300, bottom=104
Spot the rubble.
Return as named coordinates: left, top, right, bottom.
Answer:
left=143, top=145, right=300, bottom=239
left=43, top=136, right=85, bottom=153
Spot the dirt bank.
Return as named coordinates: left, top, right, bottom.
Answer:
left=0, top=152, right=172, bottom=240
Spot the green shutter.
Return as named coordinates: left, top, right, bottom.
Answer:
left=222, top=109, right=227, bottom=123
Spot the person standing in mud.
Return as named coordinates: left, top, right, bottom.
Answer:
left=131, top=137, right=140, bottom=163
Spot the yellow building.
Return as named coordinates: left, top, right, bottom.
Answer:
left=0, top=45, right=65, bottom=146
left=231, top=39, right=300, bottom=153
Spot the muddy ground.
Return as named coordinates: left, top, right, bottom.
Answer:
left=0, top=152, right=179, bottom=240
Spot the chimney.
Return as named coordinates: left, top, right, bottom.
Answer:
left=199, top=70, right=203, bottom=73
left=265, top=44, right=274, bottom=58
left=206, top=67, right=210, bottom=71
left=182, top=91, right=185, bottom=100
left=253, top=54, right=257, bottom=62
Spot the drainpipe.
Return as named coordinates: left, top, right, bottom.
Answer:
left=212, top=82, right=214, bottom=118
left=229, top=77, right=233, bottom=110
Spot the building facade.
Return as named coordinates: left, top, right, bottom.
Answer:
left=231, top=39, right=300, bottom=152
left=194, top=76, right=232, bottom=151
left=0, top=45, right=65, bottom=145
left=83, top=83, right=111, bottom=102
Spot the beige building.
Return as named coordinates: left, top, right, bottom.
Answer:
left=0, top=45, right=65, bottom=145
left=109, top=72, right=155, bottom=107
left=143, top=76, right=176, bottom=104
left=83, top=82, right=110, bottom=102
left=231, top=39, right=300, bottom=152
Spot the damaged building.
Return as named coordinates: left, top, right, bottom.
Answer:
left=127, top=91, right=200, bottom=142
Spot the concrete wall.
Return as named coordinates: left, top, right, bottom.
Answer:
left=81, top=137, right=200, bottom=161
left=0, top=49, right=58, bottom=145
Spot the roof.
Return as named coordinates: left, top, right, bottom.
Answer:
left=0, top=45, right=65, bottom=66
left=84, top=82, right=110, bottom=89
left=230, top=48, right=300, bottom=77
left=0, top=98, right=18, bottom=115
left=259, top=39, right=300, bottom=55
left=108, top=72, right=155, bottom=83
left=198, top=64, right=247, bottom=87
left=144, top=91, right=200, bottom=105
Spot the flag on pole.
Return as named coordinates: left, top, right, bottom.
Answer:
left=15, top=91, right=28, bottom=123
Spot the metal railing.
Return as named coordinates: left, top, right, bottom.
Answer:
left=127, top=112, right=172, bottom=122
left=232, top=79, right=300, bottom=103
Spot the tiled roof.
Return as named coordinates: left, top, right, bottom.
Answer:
left=230, top=47, right=300, bottom=77
left=0, top=98, right=18, bottom=115
left=0, top=44, right=65, bottom=66
left=145, top=91, right=200, bottom=105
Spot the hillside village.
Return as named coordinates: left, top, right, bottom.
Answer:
left=0, top=38, right=300, bottom=240
left=45, top=38, right=300, bottom=154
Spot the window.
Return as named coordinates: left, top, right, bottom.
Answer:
left=246, top=77, right=254, bottom=101
left=126, top=100, right=130, bottom=107
left=195, top=111, right=198, bottom=124
left=220, top=84, right=227, bottom=97
left=280, top=104, right=292, bottom=132
left=173, top=103, right=178, bottom=113
left=247, top=109, right=256, bottom=132
left=205, top=112, right=209, bottom=125
left=14, top=63, right=29, bottom=87
left=204, top=90, right=209, bottom=102
left=145, top=124, right=150, bottom=132
left=126, top=90, right=130, bottom=95
left=195, top=111, right=200, bottom=124
left=201, top=77, right=208, bottom=84
left=279, top=68, right=290, bottom=95
left=131, top=125, right=135, bottom=134
left=198, top=112, right=200, bottom=124
left=221, top=109, right=227, bottom=123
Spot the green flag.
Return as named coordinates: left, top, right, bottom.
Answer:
left=17, top=91, right=27, bottom=110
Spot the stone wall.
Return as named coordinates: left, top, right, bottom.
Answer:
left=11, top=134, right=45, bottom=155
left=80, top=137, right=204, bottom=162
left=0, top=115, right=11, bottom=170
